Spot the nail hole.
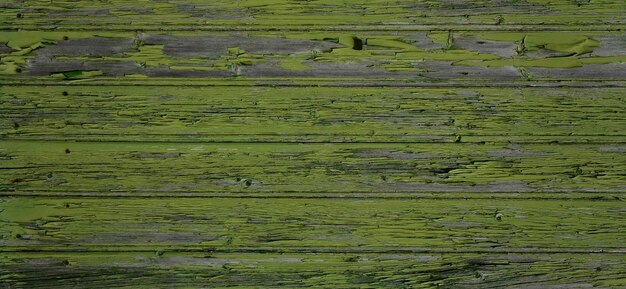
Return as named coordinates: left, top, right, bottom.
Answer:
left=352, top=37, right=363, bottom=50
left=16, top=13, right=22, bottom=18
left=62, top=91, right=68, bottom=96
left=244, top=180, right=252, bottom=187
left=454, top=135, right=462, bottom=143
left=63, top=36, right=69, bottom=40
left=64, top=203, right=70, bottom=208
left=65, top=148, right=71, bottom=154
left=11, top=178, right=23, bottom=183
left=495, top=213, right=503, bottom=221
left=61, top=260, right=70, bottom=266
left=15, top=68, right=22, bottom=73
left=236, top=177, right=241, bottom=182
left=15, top=234, right=22, bottom=239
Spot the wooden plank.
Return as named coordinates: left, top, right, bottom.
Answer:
left=2, top=0, right=625, bottom=287
left=1, top=197, right=625, bottom=251
left=2, top=86, right=625, bottom=143
left=2, top=141, right=625, bottom=196
left=2, top=31, right=626, bottom=81
left=2, top=0, right=625, bottom=30
left=1, top=252, right=625, bottom=288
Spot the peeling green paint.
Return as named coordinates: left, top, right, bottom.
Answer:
left=1, top=1, right=625, bottom=288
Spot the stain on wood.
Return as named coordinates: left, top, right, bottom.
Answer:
left=1, top=0, right=625, bottom=287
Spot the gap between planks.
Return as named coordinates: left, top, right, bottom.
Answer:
left=2, top=247, right=625, bottom=254
left=2, top=26, right=626, bottom=31
left=2, top=80, right=626, bottom=88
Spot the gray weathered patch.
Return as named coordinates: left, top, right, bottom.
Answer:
left=486, top=149, right=555, bottom=157
left=141, top=34, right=342, bottom=58
left=405, top=32, right=446, bottom=50
left=175, top=3, right=249, bottom=19
left=453, top=36, right=518, bottom=58
left=592, top=35, right=626, bottom=56
left=136, top=152, right=182, bottom=159
left=427, top=61, right=521, bottom=79
left=88, top=232, right=219, bottom=244
left=144, top=67, right=230, bottom=78
left=26, top=58, right=142, bottom=76
left=528, top=63, right=626, bottom=79
left=0, top=43, right=15, bottom=54
left=597, top=145, right=626, bottom=153
left=240, top=60, right=412, bottom=78
left=36, top=37, right=135, bottom=57
left=375, top=180, right=534, bottom=192
left=352, top=149, right=441, bottom=159
left=46, top=8, right=110, bottom=17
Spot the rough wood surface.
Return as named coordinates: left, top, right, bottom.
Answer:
left=1, top=0, right=625, bottom=288
left=2, top=141, right=626, bottom=196
left=2, top=31, right=626, bottom=81
left=2, top=197, right=626, bottom=251
left=2, top=252, right=624, bottom=288
left=2, top=0, right=626, bottom=30
left=2, top=86, right=625, bottom=143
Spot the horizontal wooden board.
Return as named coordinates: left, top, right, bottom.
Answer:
left=2, top=0, right=626, bottom=30
left=2, top=31, right=626, bottom=81
left=1, top=252, right=625, bottom=288
left=1, top=197, right=625, bottom=251
left=1, top=86, right=625, bottom=143
left=1, top=141, right=626, bottom=196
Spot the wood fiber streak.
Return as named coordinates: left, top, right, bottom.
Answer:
left=1, top=197, right=625, bottom=251
left=1, top=0, right=625, bottom=288
left=1, top=253, right=624, bottom=288
left=1, top=31, right=626, bottom=81
left=2, top=0, right=626, bottom=29
left=1, top=86, right=625, bottom=143
left=2, top=141, right=626, bottom=196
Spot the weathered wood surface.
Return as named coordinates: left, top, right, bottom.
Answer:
left=1, top=0, right=625, bottom=288
left=2, top=0, right=626, bottom=30
left=2, top=197, right=626, bottom=251
left=2, top=86, right=625, bottom=142
left=2, top=141, right=626, bottom=196
left=2, top=31, right=626, bottom=81
left=2, top=252, right=625, bottom=288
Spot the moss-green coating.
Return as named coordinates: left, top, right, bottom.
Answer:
left=1, top=197, right=625, bottom=250
left=2, top=30, right=625, bottom=79
left=1, top=140, right=625, bottom=195
left=1, top=86, right=624, bottom=142
left=1, top=1, right=625, bottom=288
left=1, top=252, right=624, bottom=288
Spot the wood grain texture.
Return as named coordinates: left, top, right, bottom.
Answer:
left=1, top=197, right=625, bottom=251
left=2, top=252, right=625, bottom=288
left=2, top=31, right=626, bottom=81
left=1, top=0, right=625, bottom=288
left=2, top=141, right=626, bottom=196
left=2, top=0, right=626, bottom=30
left=2, top=86, right=625, bottom=143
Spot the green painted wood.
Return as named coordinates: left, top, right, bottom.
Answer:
left=2, top=86, right=625, bottom=143
left=2, top=141, right=625, bottom=196
left=2, top=0, right=626, bottom=30
left=2, top=252, right=625, bottom=288
left=1, top=0, right=625, bottom=287
left=1, top=197, right=625, bottom=251
left=1, top=31, right=626, bottom=80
